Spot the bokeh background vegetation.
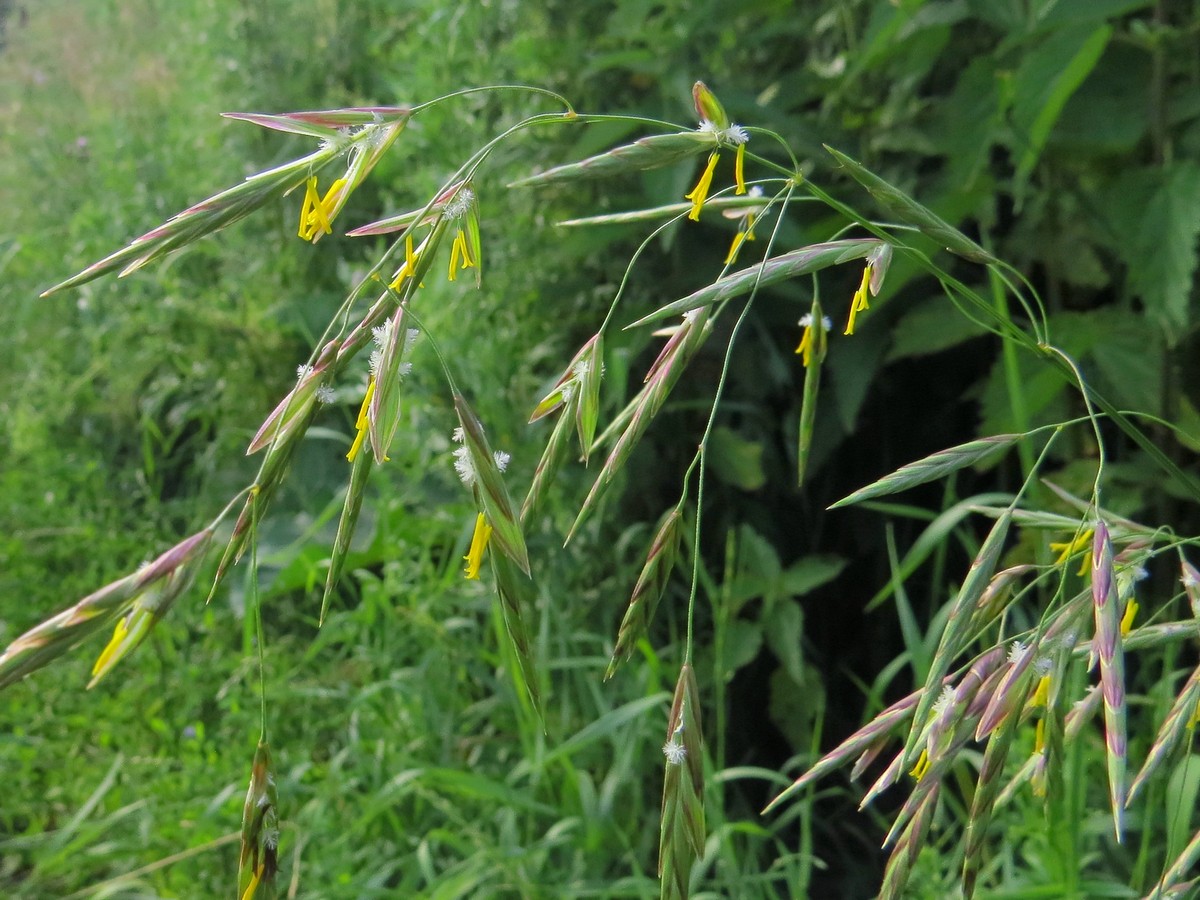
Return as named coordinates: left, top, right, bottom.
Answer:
left=1, top=0, right=1198, bottom=897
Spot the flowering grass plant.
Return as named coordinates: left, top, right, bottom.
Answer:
left=5, top=77, right=1200, bottom=899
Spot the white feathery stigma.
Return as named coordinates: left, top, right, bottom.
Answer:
left=453, top=445, right=475, bottom=486
left=445, top=187, right=475, bottom=220
left=722, top=124, right=749, bottom=145
left=932, top=685, right=957, bottom=718
left=662, top=739, right=687, bottom=766
left=1007, top=640, right=1028, bottom=665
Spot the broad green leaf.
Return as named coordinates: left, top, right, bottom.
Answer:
left=1011, top=24, right=1112, bottom=182
left=830, top=435, right=1021, bottom=509
left=828, top=322, right=888, bottom=434
left=886, top=297, right=991, bottom=361
left=976, top=343, right=1073, bottom=437
left=708, top=427, right=766, bottom=492
left=1088, top=312, right=1164, bottom=416
left=779, top=555, right=846, bottom=598
left=1035, top=0, right=1150, bottom=29
left=719, top=619, right=764, bottom=681
left=768, top=665, right=823, bottom=752
left=727, top=525, right=782, bottom=610
left=1175, top=398, right=1200, bottom=453
left=824, top=145, right=996, bottom=264
left=934, top=56, right=1003, bottom=191
left=1053, top=43, right=1150, bottom=154
left=764, top=602, right=804, bottom=685
left=1108, top=162, right=1200, bottom=336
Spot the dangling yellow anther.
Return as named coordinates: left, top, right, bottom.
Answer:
left=298, top=176, right=347, bottom=242
left=909, top=748, right=931, bottom=782
left=448, top=230, right=474, bottom=281
left=685, top=152, right=720, bottom=221
left=346, top=378, right=376, bottom=462
left=463, top=512, right=493, bottom=579
left=1120, top=598, right=1139, bottom=636
left=844, top=264, right=873, bottom=336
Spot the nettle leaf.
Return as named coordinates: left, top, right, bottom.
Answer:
left=720, top=620, right=764, bottom=680
left=1087, top=310, right=1163, bottom=416
left=1108, top=162, right=1200, bottom=337
left=830, top=435, right=1021, bottom=509
left=1010, top=23, right=1112, bottom=183
left=764, top=602, right=804, bottom=685
left=1176, top=398, right=1200, bottom=454
left=708, top=427, right=766, bottom=492
left=1036, top=0, right=1151, bottom=28
left=1054, top=42, right=1150, bottom=155
left=886, top=296, right=991, bottom=361
left=975, top=336, right=1075, bottom=437
left=828, top=323, right=889, bottom=433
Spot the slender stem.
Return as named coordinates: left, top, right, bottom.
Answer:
left=249, top=489, right=267, bottom=744
left=684, top=182, right=798, bottom=663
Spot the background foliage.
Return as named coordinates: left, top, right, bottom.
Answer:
left=1, top=0, right=1198, bottom=897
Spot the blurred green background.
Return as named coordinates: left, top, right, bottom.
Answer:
left=1, top=0, right=1198, bottom=897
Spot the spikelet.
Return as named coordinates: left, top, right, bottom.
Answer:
left=0, top=529, right=213, bottom=690
left=1091, top=522, right=1128, bottom=841
left=568, top=309, right=712, bottom=543
left=607, top=506, right=684, bottom=679
left=237, top=741, right=280, bottom=900
left=659, top=664, right=704, bottom=900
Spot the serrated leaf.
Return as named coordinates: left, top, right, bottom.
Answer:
left=720, top=620, right=764, bottom=681
left=828, top=323, right=888, bottom=434
left=764, top=602, right=804, bottom=685
left=830, top=435, right=1021, bottom=509
left=1036, top=0, right=1149, bottom=30
left=1011, top=24, right=1112, bottom=181
left=708, top=427, right=766, bottom=491
left=1088, top=312, right=1163, bottom=415
left=1174, top=397, right=1200, bottom=453
left=779, top=555, right=846, bottom=597
left=1109, top=162, right=1200, bottom=336
left=886, top=297, right=991, bottom=361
